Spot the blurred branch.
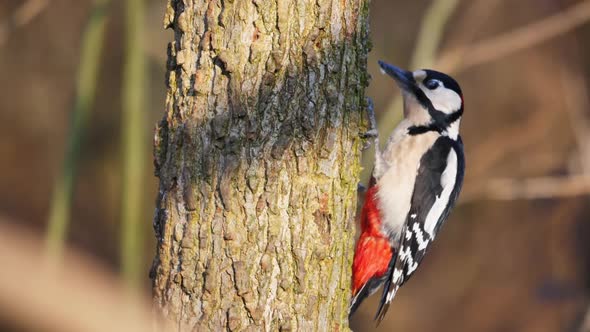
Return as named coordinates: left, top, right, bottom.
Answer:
left=120, top=0, right=146, bottom=289
left=0, top=0, right=49, bottom=46
left=466, top=111, right=552, bottom=178
left=462, top=175, right=590, bottom=202
left=462, top=32, right=590, bottom=205
left=560, top=58, right=590, bottom=174
left=46, top=0, right=110, bottom=257
left=443, top=0, right=502, bottom=50
left=0, top=221, right=170, bottom=332
left=410, top=0, right=461, bottom=69
left=438, top=0, right=590, bottom=73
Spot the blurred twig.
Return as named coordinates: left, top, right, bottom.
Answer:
left=560, top=58, right=590, bottom=174
left=438, top=0, right=590, bottom=73
left=409, top=0, right=461, bottom=69
left=466, top=110, right=553, bottom=179
left=0, top=0, right=49, bottom=46
left=46, top=0, right=110, bottom=257
left=443, top=0, right=502, bottom=50
left=0, top=221, right=170, bottom=332
left=461, top=41, right=590, bottom=204
left=120, top=0, right=146, bottom=289
left=462, top=176, right=590, bottom=202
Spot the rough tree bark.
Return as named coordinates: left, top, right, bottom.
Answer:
left=150, top=0, right=370, bottom=330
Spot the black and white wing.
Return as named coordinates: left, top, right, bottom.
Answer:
left=375, top=136, right=465, bottom=322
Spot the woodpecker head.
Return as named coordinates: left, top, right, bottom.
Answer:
left=379, top=61, right=463, bottom=137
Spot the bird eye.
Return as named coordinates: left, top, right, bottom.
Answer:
left=424, top=79, right=440, bottom=90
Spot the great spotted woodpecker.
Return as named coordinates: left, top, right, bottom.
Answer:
left=350, top=61, right=465, bottom=322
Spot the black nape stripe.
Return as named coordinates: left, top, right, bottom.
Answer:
left=445, top=107, right=463, bottom=125
left=408, top=124, right=442, bottom=135
left=408, top=107, right=463, bottom=136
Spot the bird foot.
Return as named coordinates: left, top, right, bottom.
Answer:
left=360, top=98, right=378, bottom=149
left=357, top=183, right=367, bottom=194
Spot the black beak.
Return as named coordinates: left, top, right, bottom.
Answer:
left=378, top=61, right=415, bottom=93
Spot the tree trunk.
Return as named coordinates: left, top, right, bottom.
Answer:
left=150, top=0, right=370, bottom=330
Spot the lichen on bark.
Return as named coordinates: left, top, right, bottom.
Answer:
left=151, top=0, right=371, bottom=330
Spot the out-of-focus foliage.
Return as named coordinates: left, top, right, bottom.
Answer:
left=0, top=0, right=589, bottom=331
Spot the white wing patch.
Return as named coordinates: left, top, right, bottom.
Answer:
left=412, top=222, right=430, bottom=251
left=405, top=229, right=412, bottom=240
left=386, top=285, right=400, bottom=302
left=392, top=268, right=403, bottom=284
left=424, top=149, right=458, bottom=237
left=407, top=260, right=419, bottom=274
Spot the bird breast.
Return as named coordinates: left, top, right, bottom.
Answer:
left=375, top=126, right=440, bottom=242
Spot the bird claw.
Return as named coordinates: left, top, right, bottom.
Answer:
left=357, top=183, right=367, bottom=194
left=360, top=98, right=378, bottom=150
left=367, top=97, right=376, bottom=129
left=361, top=129, right=378, bottom=139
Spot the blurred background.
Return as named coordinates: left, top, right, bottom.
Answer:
left=1, top=0, right=590, bottom=331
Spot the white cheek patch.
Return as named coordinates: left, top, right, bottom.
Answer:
left=422, top=86, right=462, bottom=114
